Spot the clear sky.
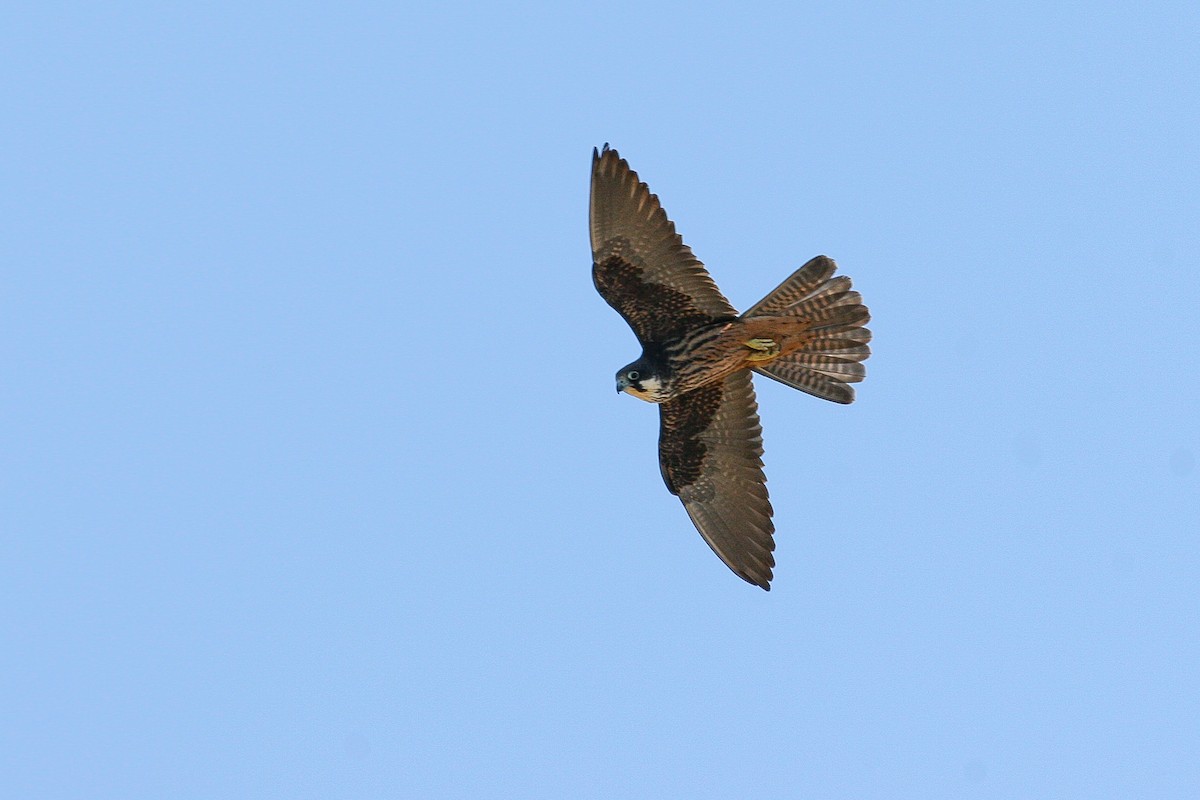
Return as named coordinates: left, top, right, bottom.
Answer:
left=3, top=2, right=1197, bottom=798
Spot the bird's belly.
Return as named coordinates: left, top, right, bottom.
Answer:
left=665, top=328, right=757, bottom=396
left=664, top=320, right=808, bottom=397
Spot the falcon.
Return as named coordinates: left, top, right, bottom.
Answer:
left=590, top=145, right=871, bottom=590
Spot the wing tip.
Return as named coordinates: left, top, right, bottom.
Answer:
left=592, top=144, right=622, bottom=181
left=736, top=566, right=773, bottom=591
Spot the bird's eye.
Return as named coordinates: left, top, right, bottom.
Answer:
left=628, top=371, right=640, bottom=381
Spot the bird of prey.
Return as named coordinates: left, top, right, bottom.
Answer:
left=590, top=145, right=871, bottom=590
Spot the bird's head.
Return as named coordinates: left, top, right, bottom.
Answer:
left=615, top=359, right=668, bottom=403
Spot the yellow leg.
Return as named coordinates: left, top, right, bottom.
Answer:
left=744, top=337, right=780, bottom=362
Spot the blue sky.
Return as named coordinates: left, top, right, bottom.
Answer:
left=3, top=2, right=1197, bottom=798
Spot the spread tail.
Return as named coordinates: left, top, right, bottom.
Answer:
left=743, top=255, right=871, bottom=404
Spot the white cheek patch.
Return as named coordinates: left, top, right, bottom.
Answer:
left=632, top=375, right=668, bottom=403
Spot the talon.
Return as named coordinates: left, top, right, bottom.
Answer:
left=745, top=337, right=780, bottom=362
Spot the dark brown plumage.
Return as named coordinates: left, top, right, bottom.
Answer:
left=590, top=145, right=871, bottom=589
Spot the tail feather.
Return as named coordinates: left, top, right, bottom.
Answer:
left=781, top=353, right=866, bottom=381
left=742, top=255, right=837, bottom=317
left=753, top=362, right=857, bottom=403
left=779, top=278, right=855, bottom=318
left=801, top=339, right=870, bottom=357
left=803, top=301, right=870, bottom=330
left=745, top=254, right=871, bottom=404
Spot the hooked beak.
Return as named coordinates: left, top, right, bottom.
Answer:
left=615, top=376, right=631, bottom=394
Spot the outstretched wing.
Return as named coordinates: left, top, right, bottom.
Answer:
left=658, top=370, right=775, bottom=590
left=590, top=145, right=737, bottom=346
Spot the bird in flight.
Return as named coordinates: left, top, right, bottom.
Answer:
left=590, top=145, right=871, bottom=590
